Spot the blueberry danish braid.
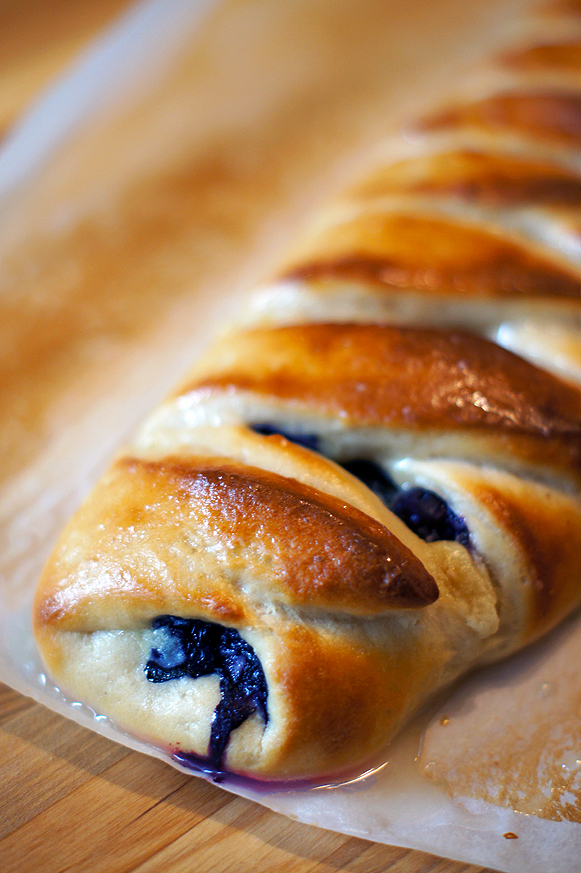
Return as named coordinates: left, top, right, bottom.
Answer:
left=33, top=0, right=581, bottom=781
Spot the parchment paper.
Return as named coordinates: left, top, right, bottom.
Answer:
left=1, top=1, right=579, bottom=870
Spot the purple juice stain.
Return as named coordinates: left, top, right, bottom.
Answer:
left=145, top=616, right=268, bottom=769
left=250, top=425, right=471, bottom=548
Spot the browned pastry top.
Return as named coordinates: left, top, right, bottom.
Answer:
left=421, top=91, right=581, bottom=148
left=502, top=41, right=581, bottom=73
left=185, top=322, right=581, bottom=435
left=349, top=149, right=581, bottom=207
left=36, top=454, right=439, bottom=633
left=549, top=0, right=581, bottom=15
left=284, top=213, right=581, bottom=300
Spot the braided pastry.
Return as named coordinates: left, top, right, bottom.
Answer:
left=33, top=1, right=581, bottom=781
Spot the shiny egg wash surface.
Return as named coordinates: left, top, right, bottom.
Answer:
left=143, top=426, right=470, bottom=776
left=251, top=424, right=471, bottom=548
left=146, top=615, right=268, bottom=771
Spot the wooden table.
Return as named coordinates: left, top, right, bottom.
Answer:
left=0, top=679, right=488, bottom=871
left=0, top=2, right=497, bottom=869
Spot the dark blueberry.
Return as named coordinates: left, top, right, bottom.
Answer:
left=340, top=459, right=399, bottom=506
left=391, top=487, right=471, bottom=548
left=145, top=616, right=268, bottom=769
left=147, top=615, right=218, bottom=679
left=209, top=629, right=268, bottom=768
left=339, top=458, right=471, bottom=549
left=250, top=423, right=320, bottom=452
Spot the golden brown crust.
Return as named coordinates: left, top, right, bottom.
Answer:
left=501, top=41, right=581, bottom=74
left=282, top=213, right=581, bottom=301
left=349, top=150, right=581, bottom=207
left=261, top=622, right=428, bottom=777
left=546, top=0, right=581, bottom=14
left=35, top=454, right=438, bottom=635
left=34, top=593, right=439, bottom=779
left=34, top=452, right=452, bottom=778
left=420, top=91, right=581, bottom=148
left=182, top=323, right=581, bottom=483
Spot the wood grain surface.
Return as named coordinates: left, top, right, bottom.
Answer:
left=0, top=680, right=492, bottom=872
left=0, top=1, right=509, bottom=869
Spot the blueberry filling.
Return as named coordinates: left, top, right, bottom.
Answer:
left=340, top=459, right=399, bottom=507
left=145, top=615, right=268, bottom=769
left=250, top=424, right=471, bottom=548
left=341, top=458, right=470, bottom=547
left=392, top=488, right=471, bottom=548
